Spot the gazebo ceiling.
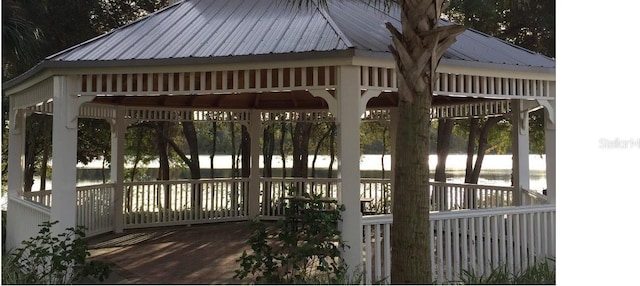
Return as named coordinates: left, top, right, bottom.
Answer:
left=90, top=91, right=479, bottom=110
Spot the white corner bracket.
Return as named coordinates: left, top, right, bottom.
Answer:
left=309, top=89, right=339, bottom=122
left=536, top=99, right=555, bottom=126
left=360, top=90, right=382, bottom=117
left=9, top=109, right=24, bottom=135
left=66, top=95, right=96, bottom=128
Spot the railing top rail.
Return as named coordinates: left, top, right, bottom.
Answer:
left=10, top=196, right=52, bottom=214
left=260, top=177, right=339, bottom=183
left=123, top=178, right=250, bottom=186
left=430, top=181, right=515, bottom=191
left=76, top=183, right=116, bottom=191
left=362, top=214, right=393, bottom=225
left=360, top=178, right=391, bottom=182
left=362, top=205, right=556, bottom=224
left=431, top=204, right=556, bottom=220
left=522, top=188, right=548, bottom=200
left=22, top=190, right=52, bottom=196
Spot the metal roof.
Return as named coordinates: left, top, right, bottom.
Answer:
left=324, top=0, right=555, bottom=68
left=48, top=0, right=352, bottom=61
left=6, top=0, right=555, bottom=90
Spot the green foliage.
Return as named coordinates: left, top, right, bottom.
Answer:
left=2, top=221, right=113, bottom=284
left=457, top=258, right=556, bottom=285
left=445, top=0, right=555, bottom=58
left=234, top=191, right=349, bottom=284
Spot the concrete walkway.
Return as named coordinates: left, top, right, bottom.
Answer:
left=85, top=221, right=262, bottom=284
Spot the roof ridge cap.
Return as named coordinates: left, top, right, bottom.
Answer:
left=314, top=0, right=354, bottom=48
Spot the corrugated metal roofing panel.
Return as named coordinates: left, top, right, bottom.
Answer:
left=47, top=0, right=553, bottom=69
left=325, top=0, right=554, bottom=68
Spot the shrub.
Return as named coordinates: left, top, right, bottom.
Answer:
left=234, top=192, right=349, bottom=284
left=2, top=221, right=113, bottom=284
left=457, top=258, right=555, bottom=284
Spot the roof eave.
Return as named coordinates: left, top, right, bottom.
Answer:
left=439, top=58, right=556, bottom=81
left=3, top=49, right=358, bottom=93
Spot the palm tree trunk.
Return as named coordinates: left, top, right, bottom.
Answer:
left=388, top=0, right=465, bottom=283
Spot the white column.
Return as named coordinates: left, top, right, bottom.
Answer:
left=249, top=110, right=262, bottom=218
left=7, top=108, right=26, bottom=198
left=544, top=101, right=556, bottom=204
left=336, top=66, right=362, bottom=271
left=511, top=99, right=530, bottom=206
left=6, top=108, right=26, bottom=250
left=110, top=106, right=126, bottom=232
left=50, top=76, right=81, bottom=235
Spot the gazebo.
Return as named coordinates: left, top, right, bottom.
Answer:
left=3, top=0, right=556, bottom=283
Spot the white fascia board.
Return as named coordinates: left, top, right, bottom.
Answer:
left=4, top=71, right=55, bottom=97
left=438, top=58, right=556, bottom=81
left=351, top=50, right=555, bottom=81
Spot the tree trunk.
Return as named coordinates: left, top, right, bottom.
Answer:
left=241, top=126, right=250, bottom=178
left=381, top=124, right=388, bottom=179
left=39, top=116, right=51, bottom=191
left=263, top=125, right=275, bottom=178
left=155, top=122, right=171, bottom=209
left=469, top=116, right=502, bottom=183
left=280, top=122, right=287, bottom=178
left=435, top=118, right=453, bottom=182
left=388, top=1, right=465, bottom=283
left=210, top=121, right=217, bottom=178
left=181, top=121, right=202, bottom=210
left=327, top=123, right=336, bottom=178
left=292, top=122, right=312, bottom=178
left=127, top=125, right=145, bottom=212
left=262, top=124, right=275, bottom=213
left=24, top=115, right=41, bottom=193
left=230, top=122, right=237, bottom=178
left=465, top=118, right=479, bottom=183
left=311, top=124, right=332, bottom=178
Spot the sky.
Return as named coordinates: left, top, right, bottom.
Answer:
left=557, top=0, right=640, bottom=284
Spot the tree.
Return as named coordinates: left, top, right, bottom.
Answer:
left=386, top=2, right=464, bottom=282
left=297, top=0, right=464, bottom=283
left=435, top=118, right=454, bottom=182
left=463, top=116, right=503, bottom=184
left=2, top=0, right=169, bottom=193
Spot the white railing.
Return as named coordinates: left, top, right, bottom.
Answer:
left=77, top=184, right=114, bottom=237
left=123, top=178, right=249, bottom=228
left=362, top=205, right=556, bottom=284
left=430, top=182, right=515, bottom=211
left=521, top=188, right=548, bottom=205
left=359, top=180, right=517, bottom=214
left=361, top=215, right=392, bottom=284
left=22, top=190, right=52, bottom=207
left=360, top=179, right=391, bottom=214
left=260, top=177, right=339, bottom=218
left=6, top=196, right=51, bottom=251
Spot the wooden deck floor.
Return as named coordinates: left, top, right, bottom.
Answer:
left=86, top=221, right=266, bottom=284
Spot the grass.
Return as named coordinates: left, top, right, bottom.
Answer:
left=457, top=258, right=555, bottom=284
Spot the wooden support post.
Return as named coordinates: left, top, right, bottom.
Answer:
left=51, top=76, right=80, bottom=235
left=511, top=99, right=530, bottom=206
left=336, top=66, right=363, bottom=271
left=543, top=101, right=556, bottom=204
left=111, top=106, right=126, bottom=233
left=6, top=108, right=26, bottom=250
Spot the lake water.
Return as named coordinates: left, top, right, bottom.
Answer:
left=2, top=154, right=547, bottom=210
